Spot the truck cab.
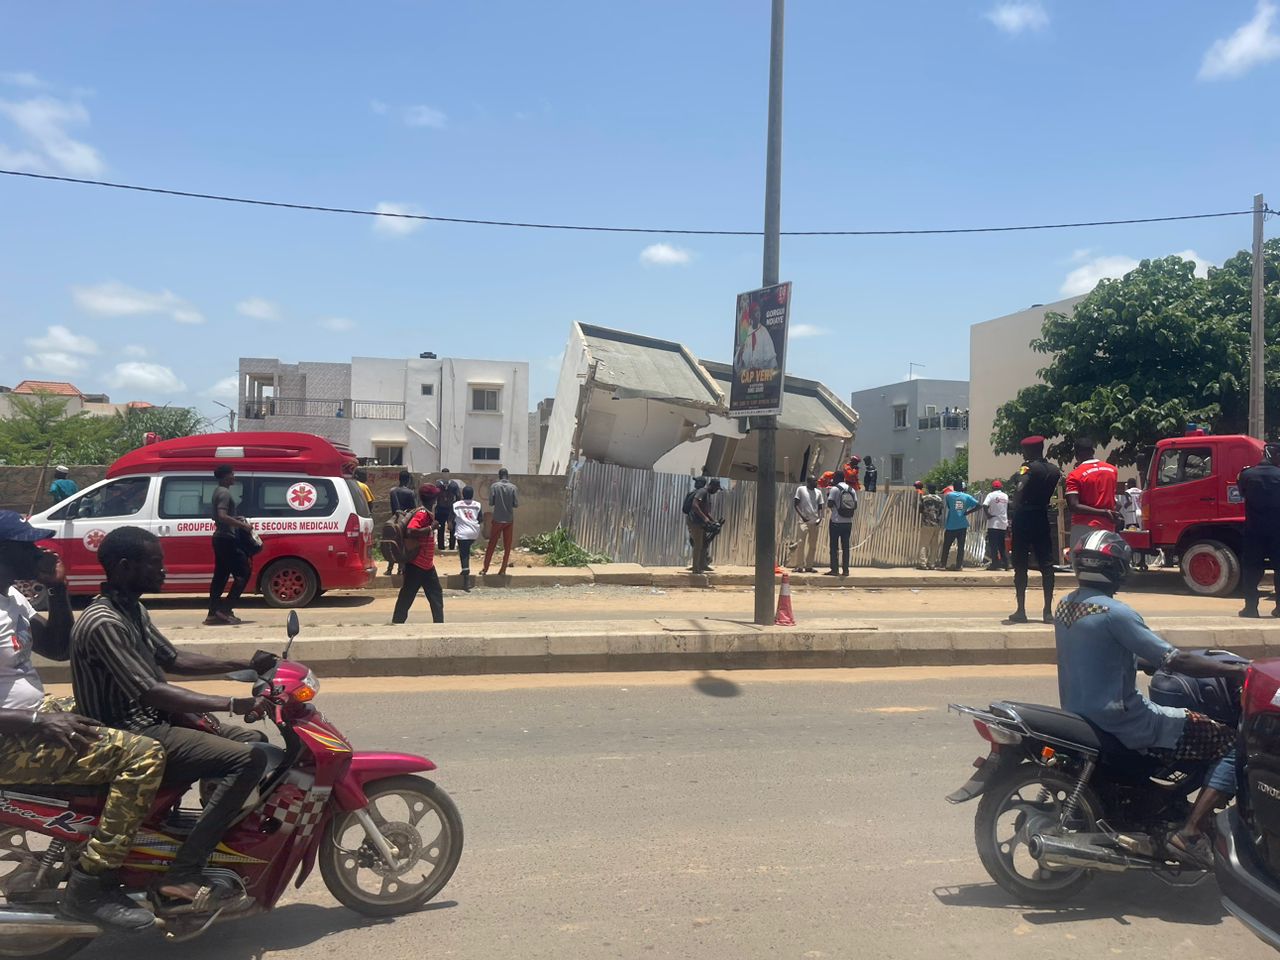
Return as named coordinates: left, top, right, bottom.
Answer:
left=1122, top=431, right=1263, bottom=596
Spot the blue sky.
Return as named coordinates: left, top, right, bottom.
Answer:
left=0, top=1, right=1276, bottom=424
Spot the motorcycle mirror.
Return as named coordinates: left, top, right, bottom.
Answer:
left=252, top=679, right=271, bottom=697
left=225, top=669, right=259, bottom=683
left=283, top=610, right=300, bottom=660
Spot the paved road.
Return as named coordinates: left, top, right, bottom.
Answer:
left=141, top=577, right=1260, bottom=631
left=75, top=667, right=1271, bottom=960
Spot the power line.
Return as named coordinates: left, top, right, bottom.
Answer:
left=0, top=167, right=1270, bottom=237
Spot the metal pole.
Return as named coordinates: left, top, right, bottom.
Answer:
left=754, top=0, right=785, bottom=625
left=1250, top=193, right=1266, bottom=439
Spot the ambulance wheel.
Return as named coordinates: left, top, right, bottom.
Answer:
left=262, top=559, right=319, bottom=608
left=1180, top=540, right=1240, bottom=597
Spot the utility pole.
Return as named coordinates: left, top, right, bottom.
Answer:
left=753, top=0, right=785, bottom=626
left=1250, top=193, right=1266, bottom=440
left=908, top=362, right=925, bottom=381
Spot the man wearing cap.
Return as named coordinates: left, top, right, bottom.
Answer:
left=983, top=480, right=1010, bottom=571
left=49, top=466, right=77, bottom=505
left=1065, top=438, right=1122, bottom=553
left=1238, top=443, right=1280, bottom=618
left=1006, top=436, right=1061, bottom=624
left=0, top=511, right=164, bottom=931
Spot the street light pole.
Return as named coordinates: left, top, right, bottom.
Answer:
left=1250, top=193, right=1266, bottom=440
left=753, top=0, right=785, bottom=626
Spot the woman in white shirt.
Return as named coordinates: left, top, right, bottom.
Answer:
left=452, top=486, right=484, bottom=592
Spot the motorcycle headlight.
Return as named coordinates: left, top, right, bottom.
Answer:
left=294, top=670, right=320, bottom=703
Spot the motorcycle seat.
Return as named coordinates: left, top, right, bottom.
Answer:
left=1001, top=701, right=1104, bottom=751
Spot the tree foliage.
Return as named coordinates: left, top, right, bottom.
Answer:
left=992, top=241, right=1280, bottom=466
left=0, top=394, right=209, bottom=465
left=920, top=446, right=968, bottom=489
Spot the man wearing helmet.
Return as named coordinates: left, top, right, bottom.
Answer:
left=1056, top=529, right=1248, bottom=867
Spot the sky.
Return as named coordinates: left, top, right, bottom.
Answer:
left=0, top=1, right=1277, bottom=426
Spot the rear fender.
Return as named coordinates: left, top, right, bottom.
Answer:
left=946, top=749, right=1014, bottom=804
left=332, top=752, right=437, bottom=811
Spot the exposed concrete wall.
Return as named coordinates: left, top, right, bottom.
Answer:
left=540, top=324, right=590, bottom=475
left=0, top=465, right=109, bottom=514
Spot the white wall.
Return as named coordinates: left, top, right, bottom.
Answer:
left=539, top=325, right=591, bottom=475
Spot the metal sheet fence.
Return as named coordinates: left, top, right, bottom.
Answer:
left=562, top=461, right=995, bottom=568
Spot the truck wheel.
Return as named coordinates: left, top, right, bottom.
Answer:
left=262, top=559, right=319, bottom=608
left=1180, top=540, right=1240, bottom=597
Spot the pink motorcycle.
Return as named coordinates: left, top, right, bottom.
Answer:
left=0, top=612, right=463, bottom=957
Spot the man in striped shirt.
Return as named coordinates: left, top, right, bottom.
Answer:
left=71, top=526, right=271, bottom=909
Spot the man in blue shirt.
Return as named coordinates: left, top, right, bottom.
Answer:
left=940, top=482, right=980, bottom=571
left=48, top=466, right=77, bottom=505
left=1056, top=530, right=1248, bottom=868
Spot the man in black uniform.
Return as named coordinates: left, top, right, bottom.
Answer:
left=1238, top=443, right=1280, bottom=618
left=1005, top=435, right=1061, bottom=624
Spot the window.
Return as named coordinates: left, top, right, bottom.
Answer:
left=472, top=447, right=501, bottom=462
left=890, top=455, right=905, bottom=483
left=57, top=477, right=151, bottom=520
left=420, top=384, right=434, bottom=396
left=472, top=388, right=500, bottom=412
left=249, top=478, right=338, bottom=518
left=159, top=477, right=241, bottom=519
left=924, top=404, right=937, bottom=417
left=1155, top=447, right=1214, bottom=487
left=893, top=405, right=908, bottom=430
left=374, top=445, right=404, bottom=466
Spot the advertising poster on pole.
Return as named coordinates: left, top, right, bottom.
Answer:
left=729, top=281, right=791, bottom=418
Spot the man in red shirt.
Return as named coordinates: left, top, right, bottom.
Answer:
left=391, top=483, right=444, bottom=624
left=1065, top=439, right=1123, bottom=554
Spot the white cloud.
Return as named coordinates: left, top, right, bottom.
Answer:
left=369, top=99, right=389, bottom=115
left=1060, top=254, right=1140, bottom=296
left=121, top=344, right=148, bottom=358
left=403, top=105, right=447, bottom=128
left=789, top=324, right=827, bottom=339
left=235, top=297, right=281, bottom=321
left=24, top=324, right=97, bottom=355
left=639, top=243, right=693, bottom=266
left=1200, top=2, right=1280, bottom=79
left=73, top=281, right=205, bottom=325
left=107, top=362, right=186, bottom=394
left=203, top=375, right=239, bottom=400
left=320, top=317, right=355, bottom=332
left=23, top=352, right=86, bottom=376
left=985, top=2, right=1049, bottom=34
left=1, top=72, right=42, bottom=88
left=1171, top=249, right=1213, bottom=278
left=0, top=95, right=104, bottom=176
left=373, top=202, right=426, bottom=236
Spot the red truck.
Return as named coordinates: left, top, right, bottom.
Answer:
left=1122, top=430, right=1264, bottom=597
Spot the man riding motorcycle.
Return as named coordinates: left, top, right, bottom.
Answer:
left=0, top=511, right=164, bottom=931
left=1055, top=530, right=1247, bottom=867
left=69, top=526, right=272, bottom=909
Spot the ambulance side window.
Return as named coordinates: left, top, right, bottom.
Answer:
left=65, top=478, right=151, bottom=519
left=251, top=478, right=338, bottom=517
left=159, top=478, right=245, bottom=519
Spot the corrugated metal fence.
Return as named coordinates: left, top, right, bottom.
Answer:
left=562, top=461, right=993, bottom=568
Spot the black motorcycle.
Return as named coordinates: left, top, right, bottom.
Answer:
left=946, top=650, right=1246, bottom=903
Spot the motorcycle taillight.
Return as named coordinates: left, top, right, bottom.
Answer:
left=974, top=718, right=1021, bottom=745
left=1243, top=666, right=1280, bottom=719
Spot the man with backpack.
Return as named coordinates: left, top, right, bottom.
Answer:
left=391, top=483, right=444, bottom=625
left=687, top=478, right=721, bottom=576
left=825, top=478, right=857, bottom=577
left=682, top=477, right=707, bottom=571
left=381, top=471, right=418, bottom=576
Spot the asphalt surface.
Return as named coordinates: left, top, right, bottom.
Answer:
left=72, top=667, right=1273, bottom=960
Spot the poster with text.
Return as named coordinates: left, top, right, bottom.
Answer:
left=729, top=281, right=791, bottom=418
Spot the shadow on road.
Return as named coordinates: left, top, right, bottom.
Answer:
left=933, top=874, right=1227, bottom=927
left=87, top=900, right=458, bottom=960
left=146, top=594, right=377, bottom=611
left=693, top=671, right=742, bottom=698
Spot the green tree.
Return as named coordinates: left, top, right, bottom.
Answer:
left=991, top=241, right=1280, bottom=466
left=920, top=446, right=968, bottom=489
left=0, top=396, right=208, bottom=465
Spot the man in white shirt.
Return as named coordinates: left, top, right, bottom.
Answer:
left=0, top=511, right=163, bottom=931
left=983, top=480, right=1010, bottom=570
left=452, top=486, right=483, bottom=591
left=791, top=476, right=824, bottom=573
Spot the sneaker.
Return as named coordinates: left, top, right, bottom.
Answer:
left=60, top=868, right=155, bottom=932
left=1240, top=607, right=1262, bottom=619
left=823, top=570, right=840, bottom=576
left=1003, top=611, right=1029, bottom=624
left=202, top=615, right=225, bottom=626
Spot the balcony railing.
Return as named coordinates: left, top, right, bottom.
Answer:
left=243, top=398, right=406, bottom=421
left=917, top=413, right=969, bottom=432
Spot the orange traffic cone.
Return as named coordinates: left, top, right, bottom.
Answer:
left=774, top=570, right=796, bottom=626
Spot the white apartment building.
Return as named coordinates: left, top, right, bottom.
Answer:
left=237, top=355, right=529, bottom=474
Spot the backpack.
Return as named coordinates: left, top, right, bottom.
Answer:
left=836, top=484, right=857, bottom=519
left=682, top=490, right=698, bottom=516
left=1149, top=648, right=1249, bottom=728
left=387, top=508, right=427, bottom=563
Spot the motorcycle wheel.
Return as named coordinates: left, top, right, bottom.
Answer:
left=320, top=775, right=463, bottom=917
left=0, top=830, right=88, bottom=960
left=974, top=764, right=1102, bottom=904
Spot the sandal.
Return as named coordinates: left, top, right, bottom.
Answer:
left=151, top=874, right=244, bottom=913
left=1166, top=831, right=1213, bottom=870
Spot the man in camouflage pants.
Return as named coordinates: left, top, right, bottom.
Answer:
left=0, top=511, right=163, bottom=931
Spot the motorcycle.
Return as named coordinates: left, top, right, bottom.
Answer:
left=0, top=611, right=463, bottom=958
left=945, top=650, right=1246, bottom=904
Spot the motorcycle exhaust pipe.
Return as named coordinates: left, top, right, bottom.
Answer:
left=1028, top=834, right=1159, bottom=873
left=0, top=907, right=99, bottom=938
